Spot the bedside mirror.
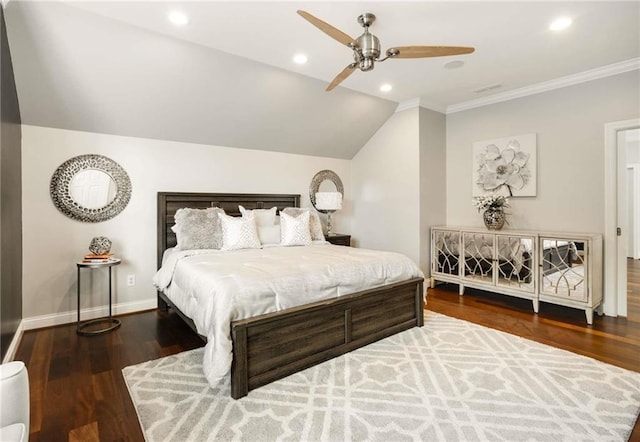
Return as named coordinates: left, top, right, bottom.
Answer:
left=50, top=154, right=132, bottom=223
left=309, top=170, right=344, bottom=213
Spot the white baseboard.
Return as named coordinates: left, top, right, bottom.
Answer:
left=22, top=298, right=157, bottom=331
left=2, top=320, right=25, bottom=363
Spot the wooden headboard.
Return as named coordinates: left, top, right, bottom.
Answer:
left=157, top=192, right=300, bottom=268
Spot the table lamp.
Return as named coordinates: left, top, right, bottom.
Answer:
left=315, top=192, right=342, bottom=236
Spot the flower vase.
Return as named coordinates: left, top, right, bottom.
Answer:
left=483, top=208, right=505, bottom=230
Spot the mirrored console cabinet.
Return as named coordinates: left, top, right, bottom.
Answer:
left=430, top=227, right=603, bottom=324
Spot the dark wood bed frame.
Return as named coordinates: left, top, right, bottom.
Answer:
left=157, top=192, right=424, bottom=399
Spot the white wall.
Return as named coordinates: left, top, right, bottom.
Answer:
left=446, top=70, right=640, bottom=233
left=21, top=125, right=352, bottom=326
left=351, top=108, right=421, bottom=267
left=419, top=107, right=447, bottom=276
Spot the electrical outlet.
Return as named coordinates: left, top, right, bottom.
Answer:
left=127, top=274, right=136, bottom=286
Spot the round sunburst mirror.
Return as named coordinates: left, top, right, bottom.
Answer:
left=50, top=154, right=132, bottom=223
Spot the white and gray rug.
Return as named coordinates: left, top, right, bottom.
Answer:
left=123, top=311, right=640, bottom=441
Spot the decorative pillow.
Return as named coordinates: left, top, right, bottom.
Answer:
left=171, top=207, right=225, bottom=250
left=282, top=208, right=325, bottom=241
left=280, top=211, right=312, bottom=246
left=257, top=225, right=281, bottom=245
left=218, top=212, right=261, bottom=251
left=238, top=205, right=277, bottom=227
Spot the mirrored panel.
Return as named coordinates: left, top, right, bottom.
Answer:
left=495, top=235, right=535, bottom=292
left=432, top=230, right=460, bottom=276
left=462, top=232, right=494, bottom=283
left=540, top=239, right=587, bottom=301
left=50, top=154, right=132, bottom=223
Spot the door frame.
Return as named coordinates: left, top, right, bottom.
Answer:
left=628, top=164, right=640, bottom=260
left=603, top=119, right=640, bottom=316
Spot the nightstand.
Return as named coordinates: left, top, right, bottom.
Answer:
left=76, top=259, right=122, bottom=335
left=326, top=233, right=351, bottom=247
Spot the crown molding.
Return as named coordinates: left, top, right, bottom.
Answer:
left=395, top=98, right=446, bottom=114
left=447, top=57, right=640, bottom=114
left=418, top=100, right=447, bottom=114
left=395, top=98, right=420, bottom=113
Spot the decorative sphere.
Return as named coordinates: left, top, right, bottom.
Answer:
left=89, top=236, right=112, bottom=255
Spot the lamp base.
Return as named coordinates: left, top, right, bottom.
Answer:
left=326, top=211, right=335, bottom=236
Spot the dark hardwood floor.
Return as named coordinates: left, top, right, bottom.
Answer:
left=14, top=259, right=640, bottom=441
left=15, top=309, right=205, bottom=441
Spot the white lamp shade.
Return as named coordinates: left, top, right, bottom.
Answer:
left=315, top=192, right=342, bottom=210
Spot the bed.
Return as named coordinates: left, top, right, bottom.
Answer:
left=156, top=192, right=424, bottom=399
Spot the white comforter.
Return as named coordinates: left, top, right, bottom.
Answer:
left=153, top=244, right=423, bottom=387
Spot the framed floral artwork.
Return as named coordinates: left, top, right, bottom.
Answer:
left=472, top=133, right=537, bottom=197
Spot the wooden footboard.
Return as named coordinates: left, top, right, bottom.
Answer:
left=230, top=277, right=424, bottom=399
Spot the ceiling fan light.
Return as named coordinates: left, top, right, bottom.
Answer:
left=168, top=11, right=189, bottom=26
left=549, top=17, right=572, bottom=31
left=380, top=83, right=392, bottom=92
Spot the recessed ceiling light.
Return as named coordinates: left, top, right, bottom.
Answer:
left=444, top=60, right=465, bottom=70
left=293, top=54, right=308, bottom=65
left=380, top=83, right=392, bottom=92
left=168, top=11, right=189, bottom=26
left=549, top=17, right=572, bottom=31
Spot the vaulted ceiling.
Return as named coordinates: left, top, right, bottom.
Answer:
left=5, top=1, right=639, bottom=159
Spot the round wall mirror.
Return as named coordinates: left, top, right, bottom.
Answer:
left=309, top=170, right=344, bottom=213
left=50, top=154, right=132, bottom=222
left=69, top=169, right=118, bottom=209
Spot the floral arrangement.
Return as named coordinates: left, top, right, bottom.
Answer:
left=472, top=194, right=510, bottom=212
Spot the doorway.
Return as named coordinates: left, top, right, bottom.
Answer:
left=604, top=119, right=640, bottom=317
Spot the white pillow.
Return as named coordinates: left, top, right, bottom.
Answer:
left=238, top=205, right=277, bottom=227
left=257, top=224, right=281, bottom=245
left=282, top=208, right=325, bottom=241
left=280, top=211, right=312, bottom=246
left=171, top=207, right=225, bottom=250
left=218, top=212, right=261, bottom=251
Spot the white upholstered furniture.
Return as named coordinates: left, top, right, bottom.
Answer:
left=431, top=227, right=603, bottom=324
left=0, top=361, right=29, bottom=442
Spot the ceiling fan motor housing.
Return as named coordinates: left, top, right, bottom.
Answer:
left=356, top=31, right=380, bottom=71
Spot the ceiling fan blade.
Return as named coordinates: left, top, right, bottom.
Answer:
left=387, top=46, right=475, bottom=59
left=297, top=10, right=357, bottom=48
left=326, top=64, right=357, bottom=91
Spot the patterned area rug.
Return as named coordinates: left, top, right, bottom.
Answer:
left=123, top=311, right=640, bottom=441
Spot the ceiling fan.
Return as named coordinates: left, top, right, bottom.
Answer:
left=297, top=10, right=475, bottom=91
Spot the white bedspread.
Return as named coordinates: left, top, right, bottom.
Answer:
left=153, top=244, right=423, bottom=387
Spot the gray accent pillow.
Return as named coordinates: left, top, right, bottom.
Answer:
left=282, top=208, right=325, bottom=241
left=171, top=207, right=225, bottom=250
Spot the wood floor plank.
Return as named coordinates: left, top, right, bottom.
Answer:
left=24, top=328, right=54, bottom=434
left=69, top=421, right=100, bottom=442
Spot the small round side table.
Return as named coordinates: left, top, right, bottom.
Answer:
left=76, top=258, right=122, bottom=336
